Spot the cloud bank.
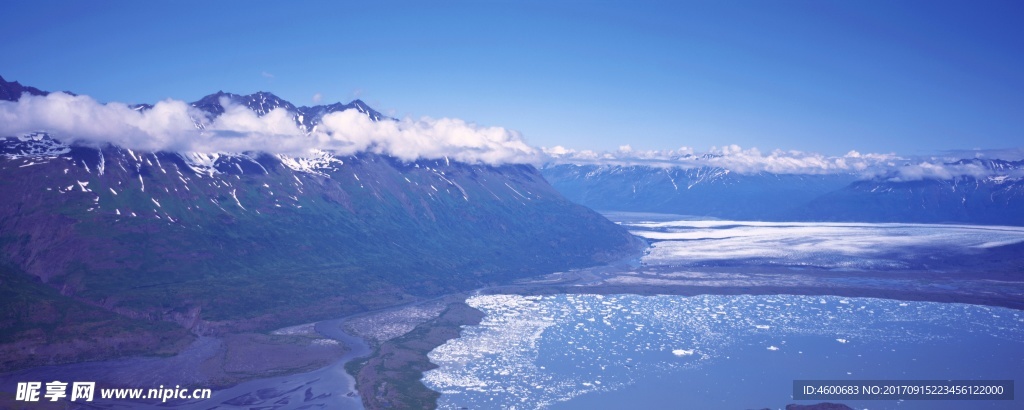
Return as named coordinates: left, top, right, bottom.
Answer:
left=1, top=91, right=1018, bottom=180
left=543, top=144, right=1023, bottom=181
left=0, top=92, right=540, bottom=165
left=543, top=144, right=901, bottom=175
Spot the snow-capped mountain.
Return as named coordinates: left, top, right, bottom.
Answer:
left=189, top=90, right=385, bottom=129
left=542, top=161, right=1024, bottom=225
left=0, top=75, right=639, bottom=370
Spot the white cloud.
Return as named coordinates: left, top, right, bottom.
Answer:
left=543, top=145, right=574, bottom=156
left=0, top=92, right=199, bottom=152
left=1, top=91, right=1018, bottom=177
left=0, top=92, right=540, bottom=166
left=543, top=144, right=1023, bottom=181
left=312, top=93, right=323, bottom=103
left=315, top=110, right=539, bottom=165
left=545, top=143, right=902, bottom=175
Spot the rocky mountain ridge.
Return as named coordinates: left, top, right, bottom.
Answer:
left=0, top=76, right=640, bottom=371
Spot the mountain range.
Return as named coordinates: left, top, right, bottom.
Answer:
left=542, top=161, right=1024, bottom=225
left=0, top=75, right=640, bottom=370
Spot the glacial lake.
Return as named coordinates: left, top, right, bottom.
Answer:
left=423, top=294, right=1023, bottom=409
left=423, top=220, right=1024, bottom=409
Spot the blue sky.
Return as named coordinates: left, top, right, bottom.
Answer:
left=3, top=1, right=1022, bottom=156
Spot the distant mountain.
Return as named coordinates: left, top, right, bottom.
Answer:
left=541, top=164, right=856, bottom=220
left=541, top=161, right=1024, bottom=225
left=796, top=159, right=1024, bottom=225
left=0, top=76, right=640, bottom=370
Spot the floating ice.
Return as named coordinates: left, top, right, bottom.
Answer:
left=424, top=294, right=1024, bottom=410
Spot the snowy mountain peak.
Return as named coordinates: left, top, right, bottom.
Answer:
left=0, top=77, right=395, bottom=176
left=190, top=90, right=298, bottom=117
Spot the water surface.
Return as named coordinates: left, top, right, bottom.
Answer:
left=424, top=293, right=1023, bottom=409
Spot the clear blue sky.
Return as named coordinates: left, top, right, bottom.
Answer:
left=3, top=1, right=1022, bottom=156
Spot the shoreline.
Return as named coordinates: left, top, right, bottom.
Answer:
left=347, top=240, right=1024, bottom=409
left=346, top=295, right=483, bottom=409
